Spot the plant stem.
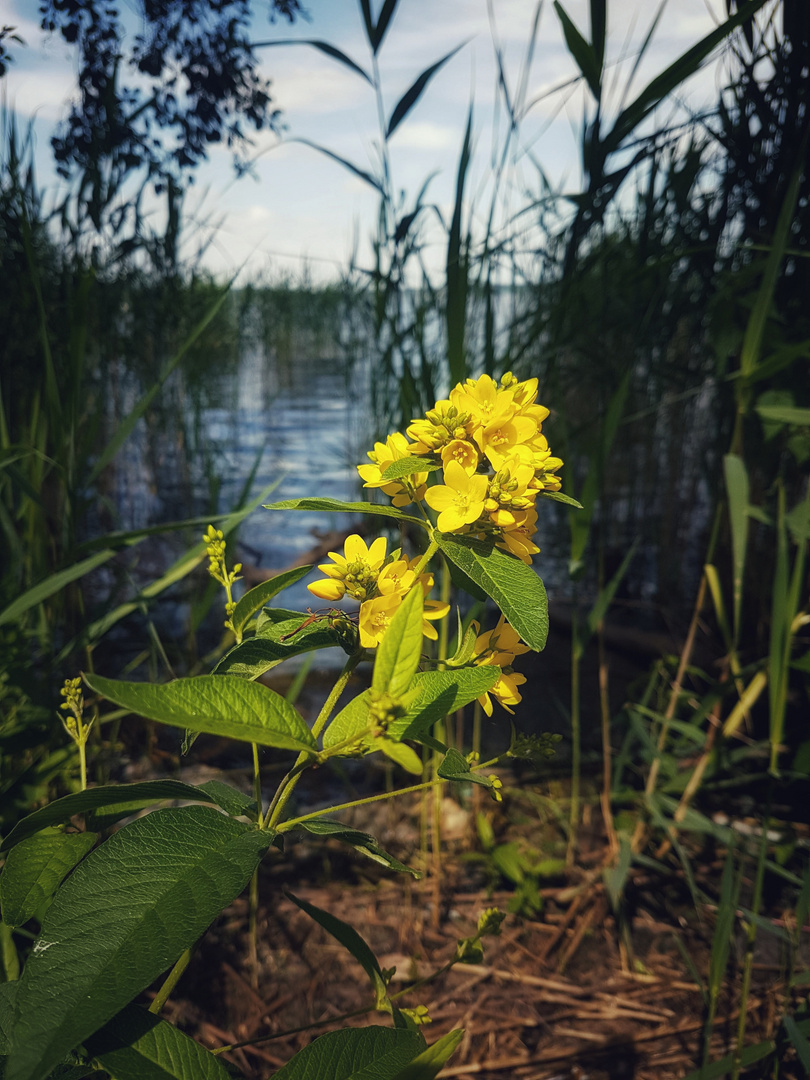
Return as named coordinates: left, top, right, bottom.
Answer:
left=567, top=607, right=581, bottom=866
left=251, top=742, right=263, bottom=828
left=148, top=946, right=193, bottom=1015
left=264, top=650, right=362, bottom=829
left=411, top=536, right=439, bottom=580
left=78, top=739, right=87, bottom=792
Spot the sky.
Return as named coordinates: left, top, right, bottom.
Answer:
left=3, top=0, right=744, bottom=283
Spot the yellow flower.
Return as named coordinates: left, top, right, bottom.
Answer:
left=478, top=669, right=527, bottom=716
left=475, top=413, right=538, bottom=469
left=357, top=432, right=427, bottom=507
left=376, top=558, right=416, bottom=597
left=359, top=593, right=402, bottom=649
left=471, top=615, right=531, bottom=715
left=440, top=438, right=480, bottom=474
left=483, top=457, right=537, bottom=528
left=473, top=614, right=531, bottom=660
left=421, top=599, right=451, bottom=641
left=424, top=460, right=489, bottom=532
left=450, top=374, right=514, bottom=429
left=308, top=534, right=388, bottom=602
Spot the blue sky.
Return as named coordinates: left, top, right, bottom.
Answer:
left=4, top=0, right=740, bottom=282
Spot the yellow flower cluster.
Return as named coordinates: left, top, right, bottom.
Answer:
left=307, top=534, right=450, bottom=649
left=471, top=615, right=531, bottom=716
left=358, top=372, right=562, bottom=564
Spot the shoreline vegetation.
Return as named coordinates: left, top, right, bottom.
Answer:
left=1, top=0, right=809, bottom=1076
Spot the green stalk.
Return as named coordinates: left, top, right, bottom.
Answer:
left=732, top=799, right=771, bottom=1080
left=148, top=946, right=193, bottom=1015
left=265, top=650, right=362, bottom=829
left=567, top=604, right=581, bottom=866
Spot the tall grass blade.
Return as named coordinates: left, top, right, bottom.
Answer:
left=723, top=454, right=749, bottom=645
left=605, top=0, right=770, bottom=154
left=252, top=40, right=373, bottom=85
left=446, top=107, right=473, bottom=387
left=553, top=2, right=601, bottom=99
left=740, top=158, right=806, bottom=382
left=386, top=44, right=467, bottom=139
left=293, top=138, right=384, bottom=194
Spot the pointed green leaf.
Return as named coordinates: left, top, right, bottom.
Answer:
left=196, top=780, right=256, bottom=819
left=605, top=0, right=770, bottom=155
left=230, top=566, right=312, bottom=638
left=554, top=2, right=601, bottom=98
left=380, top=458, right=441, bottom=481
left=389, top=1029, right=464, bottom=1079
left=253, top=39, right=373, bottom=85
left=5, top=806, right=272, bottom=1080
left=437, top=747, right=498, bottom=792
left=0, top=550, right=117, bottom=628
left=375, top=738, right=423, bottom=775
left=87, top=1004, right=232, bottom=1080
left=395, top=668, right=500, bottom=741
left=84, top=673, right=316, bottom=754
left=294, top=820, right=418, bottom=877
left=286, top=892, right=388, bottom=1008
left=446, top=106, right=473, bottom=386
left=0, top=781, right=217, bottom=854
left=723, top=454, right=749, bottom=645
left=271, top=1027, right=425, bottom=1080
left=372, top=0, right=399, bottom=54
left=0, top=829, right=97, bottom=928
left=322, top=667, right=499, bottom=752
left=386, top=44, right=467, bottom=139
left=755, top=405, right=810, bottom=427
left=372, top=587, right=424, bottom=698
left=434, top=533, right=547, bottom=650
left=590, top=0, right=606, bottom=72
left=265, top=497, right=428, bottom=530
left=215, top=609, right=344, bottom=679
left=292, top=139, right=384, bottom=195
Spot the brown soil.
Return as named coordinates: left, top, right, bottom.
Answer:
left=150, top=783, right=808, bottom=1080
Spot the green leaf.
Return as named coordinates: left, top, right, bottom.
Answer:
left=386, top=44, right=466, bottom=139
left=437, top=748, right=498, bottom=792
left=87, top=1004, right=232, bottom=1080
left=322, top=668, right=499, bottom=752
left=285, top=892, right=389, bottom=1009
left=0, top=550, right=117, bottom=628
left=5, top=806, right=272, bottom=1080
left=0, top=781, right=216, bottom=853
left=723, top=454, right=749, bottom=645
left=196, top=780, right=256, bottom=819
left=289, top=139, right=385, bottom=194
left=295, top=820, right=418, bottom=877
left=679, top=1041, right=774, bottom=1080
left=265, top=497, right=428, bottom=530
left=554, top=2, right=601, bottom=98
left=0, top=982, right=18, bottom=1053
left=446, top=621, right=478, bottom=668
left=230, top=566, right=313, bottom=639
left=271, top=1027, right=425, bottom=1080
left=755, top=405, right=810, bottom=427
left=604, top=0, right=770, bottom=156
left=380, top=458, right=441, bottom=481
left=388, top=1030, right=464, bottom=1079
left=84, top=673, right=316, bottom=755
left=375, top=738, right=423, bottom=775
left=214, top=609, right=343, bottom=679
left=434, top=534, right=548, bottom=650
left=538, top=490, right=584, bottom=509
left=372, top=587, right=424, bottom=699
left=0, top=829, right=97, bottom=928
left=395, top=668, right=500, bottom=741
left=253, top=39, right=373, bottom=85
left=603, top=833, right=632, bottom=912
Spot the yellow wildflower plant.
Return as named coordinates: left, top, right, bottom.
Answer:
left=357, top=431, right=428, bottom=507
